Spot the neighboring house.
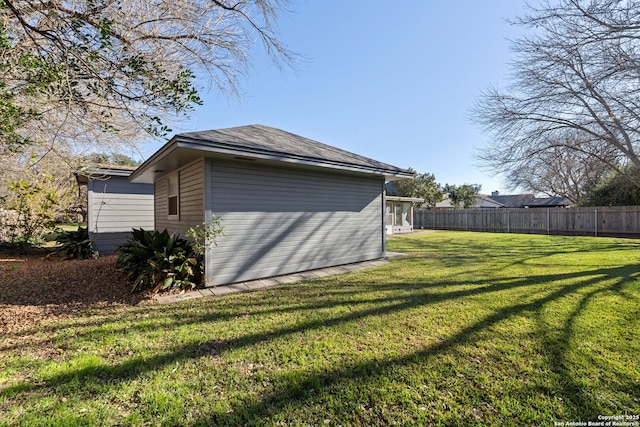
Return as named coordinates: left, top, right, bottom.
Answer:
left=432, top=192, right=572, bottom=209
left=129, top=124, right=412, bottom=287
left=434, top=194, right=505, bottom=209
left=385, top=196, right=424, bottom=235
left=477, top=194, right=507, bottom=208
left=488, top=191, right=573, bottom=208
left=76, top=166, right=154, bottom=254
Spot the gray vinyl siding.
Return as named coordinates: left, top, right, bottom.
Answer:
left=87, top=176, right=154, bottom=254
left=205, top=159, right=385, bottom=286
left=154, top=158, right=204, bottom=237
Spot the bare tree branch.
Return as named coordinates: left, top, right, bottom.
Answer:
left=0, top=0, right=296, bottom=156
left=473, top=0, right=640, bottom=200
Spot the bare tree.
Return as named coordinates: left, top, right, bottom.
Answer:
left=0, top=0, right=294, bottom=156
left=473, top=0, right=640, bottom=190
left=486, top=130, right=619, bottom=204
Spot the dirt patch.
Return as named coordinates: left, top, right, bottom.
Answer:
left=0, top=252, right=151, bottom=334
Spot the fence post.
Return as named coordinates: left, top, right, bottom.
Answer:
left=595, top=208, right=598, bottom=237
left=507, top=209, right=510, bottom=234
left=547, top=208, right=550, bottom=235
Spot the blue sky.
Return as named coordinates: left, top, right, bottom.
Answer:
left=146, top=1, right=530, bottom=194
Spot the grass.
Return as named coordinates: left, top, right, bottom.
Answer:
left=1, top=231, right=639, bottom=426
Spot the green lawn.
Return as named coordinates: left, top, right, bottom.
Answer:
left=1, top=231, right=639, bottom=426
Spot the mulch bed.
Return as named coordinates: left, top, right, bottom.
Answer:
left=0, top=251, right=151, bottom=334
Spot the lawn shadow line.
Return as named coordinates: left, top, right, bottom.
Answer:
left=0, top=262, right=573, bottom=353
left=534, top=270, right=640, bottom=418
left=190, top=266, right=640, bottom=425
left=3, top=263, right=637, bottom=421
left=1, top=260, right=624, bottom=355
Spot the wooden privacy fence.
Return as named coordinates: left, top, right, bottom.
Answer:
left=414, top=206, right=640, bottom=238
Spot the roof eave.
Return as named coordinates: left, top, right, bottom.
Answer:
left=129, top=138, right=179, bottom=183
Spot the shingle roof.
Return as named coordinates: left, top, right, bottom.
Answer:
left=131, top=124, right=412, bottom=183
left=176, top=124, right=410, bottom=176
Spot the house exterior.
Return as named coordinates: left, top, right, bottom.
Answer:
left=476, top=194, right=507, bottom=208
left=431, top=193, right=572, bottom=209
left=129, top=124, right=412, bottom=287
left=76, top=166, right=154, bottom=254
left=488, top=192, right=573, bottom=208
left=433, top=194, right=506, bottom=209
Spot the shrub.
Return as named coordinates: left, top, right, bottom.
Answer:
left=116, top=229, right=199, bottom=293
left=55, top=226, right=96, bottom=260
left=184, top=217, right=224, bottom=256
left=185, top=217, right=224, bottom=278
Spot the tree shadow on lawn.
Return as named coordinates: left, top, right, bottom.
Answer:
left=533, top=271, right=640, bottom=418
left=391, top=232, right=639, bottom=262
left=0, top=261, right=611, bottom=354
left=194, top=265, right=639, bottom=425
left=2, top=264, right=639, bottom=424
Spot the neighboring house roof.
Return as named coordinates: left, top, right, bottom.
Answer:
left=131, top=124, right=413, bottom=183
left=476, top=194, right=506, bottom=208
left=489, top=194, right=573, bottom=208
left=75, top=165, right=137, bottom=184
left=385, top=182, right=400, bottom=195
left=433, top=193, right=572, bottom=209
left=434, top=197, right=455, bottom=209
left=432, top=194, right=505, bottom=209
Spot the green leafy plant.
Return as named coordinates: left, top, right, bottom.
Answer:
left=55, top=226, right=95, bottom=260
left=116, top=228, right=199, bottom=293
left=185, top=217, right=224, bottom=256
left=186, top=218, right=224, bottom=282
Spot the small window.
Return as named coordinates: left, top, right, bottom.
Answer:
left=167, top=174, right=179, bottom=219
left=394, top=203, right=403, bottom=226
